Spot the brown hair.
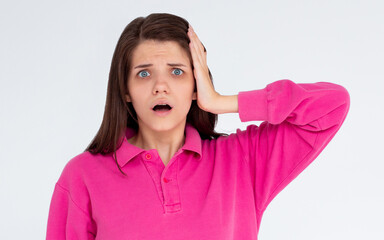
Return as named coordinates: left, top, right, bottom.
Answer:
left=85, top=13, right=228, bottom=175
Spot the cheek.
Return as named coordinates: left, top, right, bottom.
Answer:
left=128, top=80, right=146, bottom=96
left=127, top=85, right=142, bottom=105
left=128, top=84, right=152, bottom=107
left=178, top=82, right=196, bottom=103
left=130, top=97, right=147, bottom=116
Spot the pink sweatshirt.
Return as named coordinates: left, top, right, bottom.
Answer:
left=46, top=79, right=350, bottom=240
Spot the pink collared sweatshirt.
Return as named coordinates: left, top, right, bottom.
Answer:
left=46, top=79, right=350, bottom=240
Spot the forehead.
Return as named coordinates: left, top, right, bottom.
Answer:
left=131, top=40, right=189, bottom=65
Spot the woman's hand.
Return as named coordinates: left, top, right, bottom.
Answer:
left=188, top=25, right=239, bottom=114
left=187, top=25, right=221, bottom=113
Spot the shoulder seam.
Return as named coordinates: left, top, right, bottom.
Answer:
left=235, top=127, right=261, bottom=214
left=55, top=182, right=93, bottom=220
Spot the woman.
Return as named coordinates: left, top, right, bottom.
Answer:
left=46, top=13, right=350, bottom=240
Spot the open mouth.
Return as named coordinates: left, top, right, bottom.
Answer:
left=152, top=104, right=173, bottom=112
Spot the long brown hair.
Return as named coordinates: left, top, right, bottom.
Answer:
left=85, top=13, right=228, bottom=175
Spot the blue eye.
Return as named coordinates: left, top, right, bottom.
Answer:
left=172, top=68, right=183, bottom=76
left=138, top=70, right=150, bottom=78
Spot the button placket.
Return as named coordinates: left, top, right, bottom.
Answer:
left=141, top=150, right=167, bottom=208
left=162, top=158, right=181, bottom=213
left=141, top=150, right=182, bottom=213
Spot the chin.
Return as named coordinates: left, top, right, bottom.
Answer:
left=140, top=118, right=187, bottom=133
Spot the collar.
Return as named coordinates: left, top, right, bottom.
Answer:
left=115, top=123, right=202, bottom=168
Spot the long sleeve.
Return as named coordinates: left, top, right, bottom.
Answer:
left=235, top=79, right=350, bottom=217
left=46, top=160, right=97, bottom=240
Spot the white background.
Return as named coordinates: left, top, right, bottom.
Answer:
left=1, top=0, right=383, bottom=239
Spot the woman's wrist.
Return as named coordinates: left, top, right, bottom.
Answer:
left=207, top=94, right=239, bottom=114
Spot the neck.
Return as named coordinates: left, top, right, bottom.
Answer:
left=128, top=122, right=186, bottom=161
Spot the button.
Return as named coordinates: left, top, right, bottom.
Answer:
left=145, top=153, right=152, bottom=160
left=163, top=177, right=171, bottom=183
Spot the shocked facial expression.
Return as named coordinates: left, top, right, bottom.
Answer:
left=126, top=40, right=197, bottom=132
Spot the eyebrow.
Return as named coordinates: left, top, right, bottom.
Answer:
left=134, top=63, right=187, bottom=69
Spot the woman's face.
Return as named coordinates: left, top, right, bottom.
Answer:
left=126, top=40, right=197, bottom=132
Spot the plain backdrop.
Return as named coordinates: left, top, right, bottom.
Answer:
left=1, top=0, right=383, bottom=239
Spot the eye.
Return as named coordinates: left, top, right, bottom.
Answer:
left=138, top=70, right=150, bottom=78
left=172, top=68, right=184, bottom=76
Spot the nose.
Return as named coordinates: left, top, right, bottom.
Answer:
left=152, top=76, right=169, bottom=95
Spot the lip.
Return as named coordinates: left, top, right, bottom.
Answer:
left=150, top=98, right=174, bottom=117
left=152, top=107, right=173, bottom=117
left=151, top=99, right=174, bottom=110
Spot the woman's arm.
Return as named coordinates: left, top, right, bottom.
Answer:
left=208, top=94, right=239, bottom=114
left=188, top=25, right=350, bottom=221
left=233, top=79, right=350, bottom=214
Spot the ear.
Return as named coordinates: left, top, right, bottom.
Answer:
left=125, top=94, right=131, bottom=102
left=192, top=91, right=197, bottom=100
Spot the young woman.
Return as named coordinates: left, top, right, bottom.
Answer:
left=46, top=13, right=350, bottom=240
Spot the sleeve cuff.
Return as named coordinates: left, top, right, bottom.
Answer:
left=238, top=88, right=268, bottom=122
